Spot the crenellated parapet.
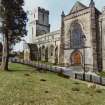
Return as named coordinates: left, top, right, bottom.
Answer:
left=38, top=7, right=49, bottom=15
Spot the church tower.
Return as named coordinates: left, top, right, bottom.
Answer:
left=28, top=7, right=50, bottom=43
left=36, top=7, right=50, bottom=36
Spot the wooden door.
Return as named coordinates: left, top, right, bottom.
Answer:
left=74, top=52, right=81, bottom=64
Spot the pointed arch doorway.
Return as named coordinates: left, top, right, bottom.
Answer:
left=71, top=51, right=82, bottom=65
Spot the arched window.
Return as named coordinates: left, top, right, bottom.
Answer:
left=45, top=47, right=48, bottom=62
left=42, top=46, right=45, bottom=57
left=55, top=46, right=58, bottom=57
left=70, top=22, right=84, bottom=49
left=39, top=47, right=41, bottom=60
left=55, top=46, right=58, bottom=64
left=50, top=45, right=54, bottom=56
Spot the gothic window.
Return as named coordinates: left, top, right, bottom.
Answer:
left=50, top=45, right=54, bottom=56
left=55, top=46, right=58, bottom=64
left=45, top=47, right=48, bottom=62
left=39, top=47, right=41, bottom=60
left=55, top=46, right=58, bottom=57
left=42, top=46, right=45, bottom=57
left=70, top=22, right=83, bottom=49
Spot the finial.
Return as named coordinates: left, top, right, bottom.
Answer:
left=89, top=0, right=95, bottom=7
left=61, top=11, right=65, bottom=17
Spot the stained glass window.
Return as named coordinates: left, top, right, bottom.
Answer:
left=70, top=22, right=83, bottom=49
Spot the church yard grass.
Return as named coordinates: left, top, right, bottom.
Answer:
left=0, top=63, right=105, bottom=105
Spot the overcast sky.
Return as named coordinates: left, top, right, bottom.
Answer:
left=14, top=0, right=105, bottom=51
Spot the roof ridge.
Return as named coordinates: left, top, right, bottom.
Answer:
left=76, top=1, right=87, bottom=8
left=69, top=1, right=87, bottom=14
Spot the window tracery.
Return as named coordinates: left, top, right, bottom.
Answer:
left=70, top=22, right=84, bottom=49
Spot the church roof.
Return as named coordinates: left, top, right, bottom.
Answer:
left=69, top=1, right=87, bottom=14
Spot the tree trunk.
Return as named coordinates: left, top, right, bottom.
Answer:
left=0, top=33, right=9, bottom=71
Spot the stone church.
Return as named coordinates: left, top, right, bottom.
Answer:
left=24, top=0, right=105, bottom=72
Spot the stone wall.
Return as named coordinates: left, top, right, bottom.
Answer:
left=35, top=30, right=61, bottom=64
left=63, top=8, right=94, bottom=71
left=100, top=8, right=105, bottom=71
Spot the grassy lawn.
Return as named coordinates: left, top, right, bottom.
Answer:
left=0, top=63, right=104, bottom=105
